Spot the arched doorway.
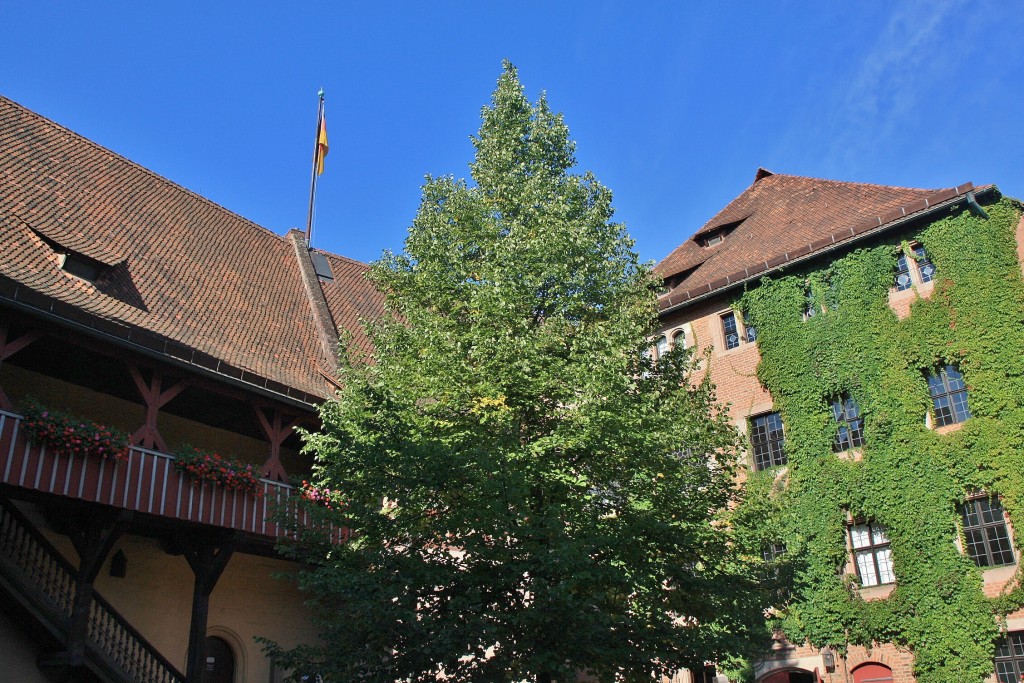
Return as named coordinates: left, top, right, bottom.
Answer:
left=759, top=669, right=818, bottom=683
left=203, top=635, right=235, bottom=683
left=852, top=662, right=894, bottom=683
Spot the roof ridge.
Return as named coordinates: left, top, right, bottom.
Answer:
left=0, top=94, right=289, bottom=247
left=757, top=170, right=935, bottom=194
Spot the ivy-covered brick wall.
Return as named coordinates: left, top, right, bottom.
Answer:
left=728, top=194, right=1024, bottom=683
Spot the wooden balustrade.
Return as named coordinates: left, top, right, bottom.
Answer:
left=0, top=409, right=315, bottom=538
left=0, top=495, right=186, bottom=682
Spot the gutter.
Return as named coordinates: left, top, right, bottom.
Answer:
left=0, top=291, right=321, bottom=412
left=659, top=183, right=991, bottom=316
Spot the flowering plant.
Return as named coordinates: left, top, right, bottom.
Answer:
left=20, top=399, right=129, bottom=462
left=173, top=445, right=264, bottom=497
left=299, top=480, right=343, bottom=511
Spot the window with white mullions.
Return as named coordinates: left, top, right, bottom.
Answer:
left=750, top=412, right=786, bottom=470
left=994, top=631, right=1024, bottom=683
left=849, top=522, right=894, bottom=586
left=655, top=335, right=669, bottom=359
left=831, top=394, right=865, bottom=452
left=927, top=365, right=970, bottom=427
left=960, top=498, right=1015, bottom=567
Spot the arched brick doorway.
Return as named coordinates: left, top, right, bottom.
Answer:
left=759, top=668, right=817, bottom=683
left=851, top=662, right=894, bottom=682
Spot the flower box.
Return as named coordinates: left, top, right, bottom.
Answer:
left=20, top=400, right=129, bottom=462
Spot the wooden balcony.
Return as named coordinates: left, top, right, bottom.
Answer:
left=0, top=409, right=318, bottom=539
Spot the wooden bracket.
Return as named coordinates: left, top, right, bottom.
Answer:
left=253, top=404, right=306, bottom=482
left=0, top=319, right=41, bottom=410
left=127, top=363, right=189, bottom=451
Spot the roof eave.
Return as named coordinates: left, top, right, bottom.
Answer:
left=658, top=182, right=988, bottom=316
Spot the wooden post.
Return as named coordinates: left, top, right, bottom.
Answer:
left=182, top=532, right=237, bottom=683
left=65, top=507, right=132, bottom=669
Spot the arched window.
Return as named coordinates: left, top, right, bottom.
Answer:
left=203, top=636, right=235, bottom=683
left=852, top=662, right=894, bottom=682
left=672, top=329, right=686, bottom=350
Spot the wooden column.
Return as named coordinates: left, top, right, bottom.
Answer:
left=128, top=363, right=188, bottom=451
left=182, top=532, right=237, bottom=683
left=0, top=318, right=41, bottom=410
left=35, top=505, right=133, bottom=679
left=254, top=405, right=304, bottom=482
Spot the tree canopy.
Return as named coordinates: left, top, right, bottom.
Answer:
left=271, top=62, right=761, bottom=683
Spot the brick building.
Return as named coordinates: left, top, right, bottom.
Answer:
left=0, top=95, right=382, bottom=682
left=653, top=170, right=1024, bottom=683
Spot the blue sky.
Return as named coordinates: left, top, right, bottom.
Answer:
left=3, top=2, right=1022, bottom=265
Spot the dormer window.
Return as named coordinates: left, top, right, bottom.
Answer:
left=58, top=252, right=104, bottom=283
left=703, top=232, right=725, bottom=248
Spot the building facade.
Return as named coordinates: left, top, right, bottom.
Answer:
left=653, top=170, right=1024, bottom=683
left=0, top=95, right=382, bottom=682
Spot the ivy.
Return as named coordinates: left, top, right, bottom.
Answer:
left=733, top=196, right=1024, bottom=682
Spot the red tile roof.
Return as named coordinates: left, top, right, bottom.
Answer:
left=655, top=169, right=978, bottom=311
left=0, top=95, right=382, bottom=403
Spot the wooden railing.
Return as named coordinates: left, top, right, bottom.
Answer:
left=0, top=409, right=317, bottom=538
left=0, top=494, right=186, bottom=683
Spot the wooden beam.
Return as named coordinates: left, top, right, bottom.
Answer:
left=253, top=404, right=307, bottom=482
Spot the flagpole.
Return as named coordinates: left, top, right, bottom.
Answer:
left=305, top=89, right=325, bottom=244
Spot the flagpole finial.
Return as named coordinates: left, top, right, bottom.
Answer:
left=318, top=87, right=325, bottom=100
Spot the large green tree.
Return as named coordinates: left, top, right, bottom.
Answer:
left=273, top=62, right=761, bottom=682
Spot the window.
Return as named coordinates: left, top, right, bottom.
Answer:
left=831, top=395, right=865, bottom=452
left=671, top=329, right=686, bottom=350
left=703, top=233, right=724, bottom=247
left=804, top=288, right=818, bottom=319
left=655, top=335, right=669, bottom=359
left=58, top=252, right=103, bottom=283
left=750, top=412, right=786, bottom=470
left=960, top=497, right=1014, bottom=567
left=849, top=522, right=894, bottom=586
left=894, top=244, right=936, bottom=291
left=721, top=311, right=755, bottom=351
left=994, top=631, right=1024, bottom=683
left=927, top=365, right=970, bottom=427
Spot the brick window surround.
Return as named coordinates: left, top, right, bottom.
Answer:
left=720, top=311, right=756, bottom=351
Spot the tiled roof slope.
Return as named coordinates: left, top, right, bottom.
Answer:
left=655, top=170, right=975, bottom=311
left=0, top=95, right=379, bottom=401
left=319, top=252, right=386, bottom=358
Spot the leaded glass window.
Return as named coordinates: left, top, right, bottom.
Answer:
left=927, top=365, right=970, bottom=427
left=751, top=412, right=786, bottom=470
left=832, top=394, right=865, bottom=452
left=721, top=311, right=741, bottom=350
left=849, top=522, right=894, bottom=586
left=913, top=245, right=936, bottom=283
left=960, top=497, right=1014, bottom=567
